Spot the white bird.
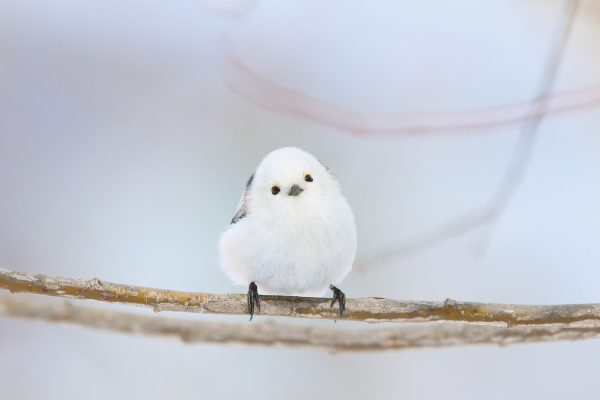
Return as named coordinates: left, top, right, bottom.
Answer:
left=218, top=147, right=357, bottom=319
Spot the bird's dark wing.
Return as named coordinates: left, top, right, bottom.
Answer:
left=230, top=174, right=253, bottom=225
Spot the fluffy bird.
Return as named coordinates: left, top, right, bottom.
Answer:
left=219, top=147, right=357, bottom=319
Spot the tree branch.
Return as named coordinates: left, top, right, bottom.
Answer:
left=2, top=269, right=600, bottom=327
left=2, top=296, right=600, bottom=352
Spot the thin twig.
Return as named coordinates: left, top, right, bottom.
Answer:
left=224, top=3, right=595, bottom=137
left=2, top=269, right=600, bottom=326
left=226, top=53, right=600, bottom=136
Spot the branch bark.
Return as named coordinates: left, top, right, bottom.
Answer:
left=2, top=269, right=600, bottom=327
left=2, top=297, right=600, bottom=352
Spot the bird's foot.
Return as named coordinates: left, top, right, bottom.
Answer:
left=329, top=284, right=346, bottom=319
left=247, top=282, right=260, bottom=321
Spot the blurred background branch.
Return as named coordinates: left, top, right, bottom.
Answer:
left=2, top=296, right=600, bottom=352
left=354, top=0, right=581, bottom=268
left=2, top=269, right=600, bottom=327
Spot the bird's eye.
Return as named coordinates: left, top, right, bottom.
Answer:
left=271, top=186, right=280, bottom=195
left=304, top=174, right=313, bottom=182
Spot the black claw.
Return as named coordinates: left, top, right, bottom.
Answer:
left=247, top=282, right=260, bottom=321
left=329, top=284, right=346, bottom=319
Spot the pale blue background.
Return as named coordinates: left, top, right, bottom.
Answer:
left=1, top=0, right=600, bottom=398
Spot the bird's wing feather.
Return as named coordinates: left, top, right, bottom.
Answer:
left=230, top=174, right=253, bottom=225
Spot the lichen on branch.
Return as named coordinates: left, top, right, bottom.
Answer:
left=2, top=269, right=600, bottom=327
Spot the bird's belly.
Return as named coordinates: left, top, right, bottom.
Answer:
left=246, top=224, right=353, bottom=296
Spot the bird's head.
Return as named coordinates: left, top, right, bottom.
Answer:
left=249, top=147, right=341, bottom=220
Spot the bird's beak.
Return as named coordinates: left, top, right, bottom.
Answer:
left=288, top=184, right=304, bottom=196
